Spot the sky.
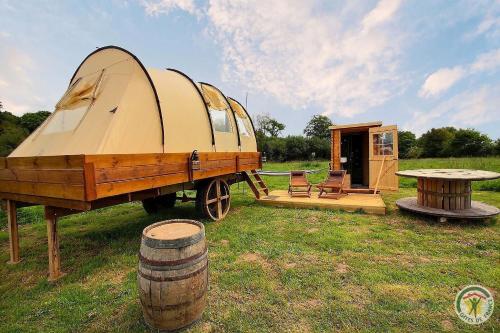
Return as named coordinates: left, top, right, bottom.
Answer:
left=0, top=0, right=499, bottom=138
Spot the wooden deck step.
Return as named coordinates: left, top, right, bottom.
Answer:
left=242, top=170, right=269, bottom=199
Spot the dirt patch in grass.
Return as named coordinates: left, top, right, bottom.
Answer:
left=86, top=267, right=133, bottom=286
left=441, top=320, right=454, bottom=331
left=293, top=298, right=323, bottom=311
left=289, top=319, right=313, bottom=333
left=306, top=213, right=322, bottom=224
left=307, top=227, right=319, bottom=234
left=277, top=253, right=324, bottom=271
left=342, top=284, right=371, bottom=309
left=369, top=252, right=454, bottom=268
left=220, top=239, right=230, bottom=246
left=237, top=252, right=272, bottom=270
left=374, top=283, right=422, bottom=301
left=335, top=262, right=349, bottom=274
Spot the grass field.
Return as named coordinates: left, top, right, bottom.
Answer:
left=0, top=158, right=499, bottom=332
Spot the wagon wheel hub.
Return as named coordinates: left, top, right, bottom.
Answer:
left=203, top=178, right=230, bottom=220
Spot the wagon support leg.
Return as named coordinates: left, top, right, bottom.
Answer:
left=7, top=200, right=21, bottom=264
left=44, top=206, right=67, bottom=281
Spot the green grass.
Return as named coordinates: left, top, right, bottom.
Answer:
left=0, top=158, right=499, bottom=332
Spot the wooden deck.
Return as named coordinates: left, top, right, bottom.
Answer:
left=256, top=190, right=386, bottom=215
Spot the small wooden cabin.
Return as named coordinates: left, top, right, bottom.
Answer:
left=330, top=122, right=398, bottom=192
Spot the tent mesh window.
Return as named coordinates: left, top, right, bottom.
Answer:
left=209, top=108, right=232, bottom=133
left=235, top=114, right=251, bottom=136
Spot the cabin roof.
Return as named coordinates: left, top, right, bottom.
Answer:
left=329, top=121, right=382, bottom=131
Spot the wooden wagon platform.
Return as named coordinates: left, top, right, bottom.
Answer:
left=256, top=190, right=386, bottom=215
left=0, top=152, right=261, bottom=280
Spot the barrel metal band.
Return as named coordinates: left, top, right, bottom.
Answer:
left=138, top=262, right=208, bottom=282
left=139, top=249, right=208, bottom=271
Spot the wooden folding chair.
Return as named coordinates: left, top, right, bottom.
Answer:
left=317, top=170, right=347, bottom=199
left=288, top=171, right=312, bottom=197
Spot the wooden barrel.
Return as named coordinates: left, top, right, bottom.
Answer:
left=138, top=219, right=208, bottom=332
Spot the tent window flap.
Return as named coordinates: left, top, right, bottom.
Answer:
left=41, top=72, right=103, bottom=134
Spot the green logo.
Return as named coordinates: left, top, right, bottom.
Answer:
left=455, top=285, right=494, bottom=325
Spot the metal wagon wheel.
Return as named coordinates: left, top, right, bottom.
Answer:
left=200, top=178, right=231, bottom=221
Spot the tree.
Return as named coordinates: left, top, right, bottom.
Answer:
left=20, top=111, right=51, bottom=133
left=398, top=130, right=417, bottom=159
left=418, top=127, right=456, bottom=157
left=303, top=115, right=333, bottom=140
left=284, top=135, right=308, bottom=160
left=255, top=114, right=285, bottom=137
left=494, top=139, right=500, bottom=156
left=306, top=136, right=330, bottom=159
left=448, top=128, right=493, bottom=156
left=0, top=104, right=29, bottom=156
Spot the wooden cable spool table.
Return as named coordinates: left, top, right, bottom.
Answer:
left=395, top=169, right=500, bottom=221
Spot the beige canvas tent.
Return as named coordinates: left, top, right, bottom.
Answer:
left=10, top=46, right=256, bottom=157
left=1, top=46, right=264, bottom=280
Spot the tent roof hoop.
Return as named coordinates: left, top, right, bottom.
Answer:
left=68, top=45, right=166, bottom=149
left=166, top=68, right=216, bottom=148
left=227, top=96, right=256, bottom=137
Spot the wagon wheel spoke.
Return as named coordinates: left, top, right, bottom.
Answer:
left=220, top=195, right=230, bottom=200
left=216, top=179, right=222, bottom=219
left=206, top=197, right=218, bottom=204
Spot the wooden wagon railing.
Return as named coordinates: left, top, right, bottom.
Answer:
left=0, top=152, right=261, bottom=280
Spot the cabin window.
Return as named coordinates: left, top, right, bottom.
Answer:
left=42, top=71, right=104, bottom=134
left=210, top=108, right=232, bottom=133
left=373, top=132, right=394, bottom=155
left=236, top=115, right=252, bottom=136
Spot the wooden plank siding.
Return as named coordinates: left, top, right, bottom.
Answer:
left=88, top=152, right=260, bottom=200
left=0, top=152, right=260, bottom=208
left=331, top=130, right=341, bottom=171
left=0, top=155, right=86, bottom=201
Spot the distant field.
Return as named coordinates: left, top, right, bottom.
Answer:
left=399, top=157, right=500, bottom=191
left=0, top=158, right=498, bottom=332
left=260, top=157, right=500, bottom=192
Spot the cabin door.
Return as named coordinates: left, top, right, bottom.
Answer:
left=368, top=125, right=399, bottom=191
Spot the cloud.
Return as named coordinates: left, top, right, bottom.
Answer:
left=0, top=46, right=47, bottom=116
left=418, top=66, right=466, bottom=98
left=140, top=0, right=405, bottom=117
left=419, top=48, right=500, bottom=98
left=362, top=0, right=402, bottom=31
left=464, top=2, right=500, bottom=40
left=203, top=0, right=405, bottom=117
left=470, top=48, right=500, bottom=72
left=405, top=85, right=500, bottom=135
left=140, top=0, right=200, bottom=16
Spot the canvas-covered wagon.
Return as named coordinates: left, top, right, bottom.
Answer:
left=0, top=46, right=267, bottom=280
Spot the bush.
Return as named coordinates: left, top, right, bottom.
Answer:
left=257, top=134, right=330, bottom=161
left=448, top=128, right=493, bottom=157
left=398, top=131, right=417, bottom=159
